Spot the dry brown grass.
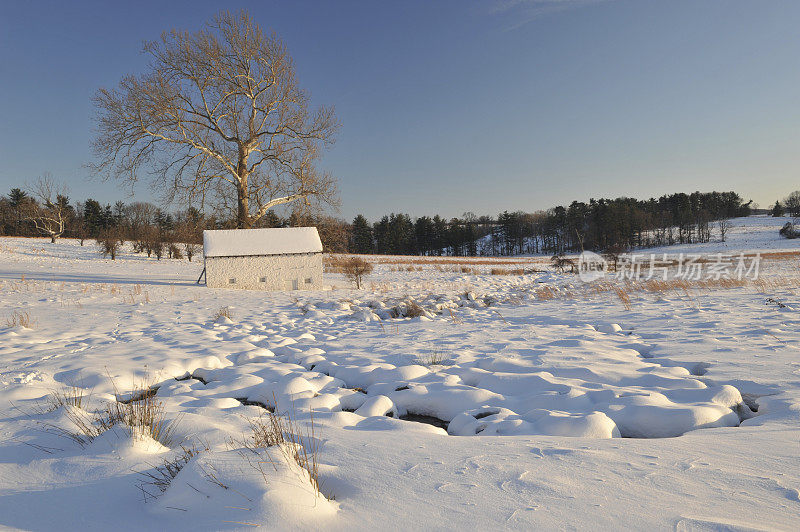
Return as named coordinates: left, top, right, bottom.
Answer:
left=109, top=391, right=179, bottom=447
left=324, top=254, right=348, bottom=273
left=213, top=306, right=233, bottom=321
left=136, top=443, right=208, bottom=501
left=405, top=299, right=426, bottom=318
left=534, top=285, right=561, bottom=301
left=6, top=309, right=35, bottom=328
left=536, top=275, right=799, bottom=310
left=326, top=253, right=550, bottom=267
left=45, top=384, right=89, bottom=411
left=490, top=267, right=534, bottom=275
left=237, top=398, right=323, bottom=498
left=40, top=375, right=181, bottom=449
left=108, top=376, right=181, bottom=447
left=612, top=285, right=632, bottom=311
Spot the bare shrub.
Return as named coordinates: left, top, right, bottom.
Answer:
left=779, top=222, right=799, bottom=239
left=96, top=231, right=122, bottom=260
left=6, top=310, right=35, bottom=329
left=342, top=256, right=374, bottom=289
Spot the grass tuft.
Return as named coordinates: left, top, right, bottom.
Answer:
left=213, top=306, right=233, bottom=321
left=45, top=383, right=89, bottom=411
left=6, top=309, right=35, bottom=329
left=236, top=396, right=324, bottom=498
left=109, top=377, right=181, bottom=447
left=136, top=443, right=208, bottom=501
left=417, top=349, right=446, bottom=366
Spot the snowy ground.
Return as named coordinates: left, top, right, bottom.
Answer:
left=1, top=216, right=799, bottom=530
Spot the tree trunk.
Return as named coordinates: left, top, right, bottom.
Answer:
left=50, top=235, right=56, bottom=244
left=236, top=156, right=251, bottom=229
left=237, top=188, right=250, bottom=228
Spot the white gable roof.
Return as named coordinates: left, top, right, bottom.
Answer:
left=203, top=227, right=323, bottom=258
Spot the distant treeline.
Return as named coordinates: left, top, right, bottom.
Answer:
left=350, top=191, right=753, bottom=256
left=0, top=188, right=770, bottom=257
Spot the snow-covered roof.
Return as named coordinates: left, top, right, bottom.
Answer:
left=203, top=227, right=323, bottom=258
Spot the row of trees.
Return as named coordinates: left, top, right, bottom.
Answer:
left=348, top=191, right=755, bottom=256
left=6, top=187, right=795, bottom=258
left=0, top=183, right=352, bottom=257
left=0, top=184, right=203, bottom=248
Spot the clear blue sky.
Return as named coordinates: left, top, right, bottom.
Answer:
left=1, top=0, right=799, bottom=220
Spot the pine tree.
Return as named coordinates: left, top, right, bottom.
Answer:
left=351, top=215, right=373, bottom=254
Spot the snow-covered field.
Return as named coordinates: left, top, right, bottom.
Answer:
left=1, top=216, right=799, bottom=530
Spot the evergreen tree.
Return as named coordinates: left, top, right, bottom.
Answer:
left=8, top=188, right=30, bottom=234
left=83, top=199, right=105, bottom=236
left=351, top=214, right=373, bottom=254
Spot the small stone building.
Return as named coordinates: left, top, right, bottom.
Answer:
left=202, top=227, right=323, bottom=291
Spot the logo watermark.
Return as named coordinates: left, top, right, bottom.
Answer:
left=577, top=252, right=761, bottom=283
left=578, top=251, right=607, bottom=283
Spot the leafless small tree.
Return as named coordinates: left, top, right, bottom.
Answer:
left=96, top=229, right=122, bottom=260
left=153, top=239, right=165, bottom=260
left=184, top=242, right=199, bottom=262
left=718, top=218, right=731, bottom=242
left=168, top=243, right=183, bottom=259
left=602, top=243, right=627, bottom=272
left=27, top=176, right=71, bottom=243
left=342, top=256, right=373, bottom=289
left=91, top=10, right=339, bottom=229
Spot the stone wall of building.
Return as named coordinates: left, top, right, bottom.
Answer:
left=205, top=253, right=323, bottom=291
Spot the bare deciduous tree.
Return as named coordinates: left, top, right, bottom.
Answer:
left=718, top=218, right=731, bottom=242
left=91, top=10, right=339, bottom=229
left=342, top=256, right=373, bottom=289
left=784, top=191, right=800, bottom=218
left=27, top=175, right=71, bottom=243
left=96, top=229, right=122, bottom=260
